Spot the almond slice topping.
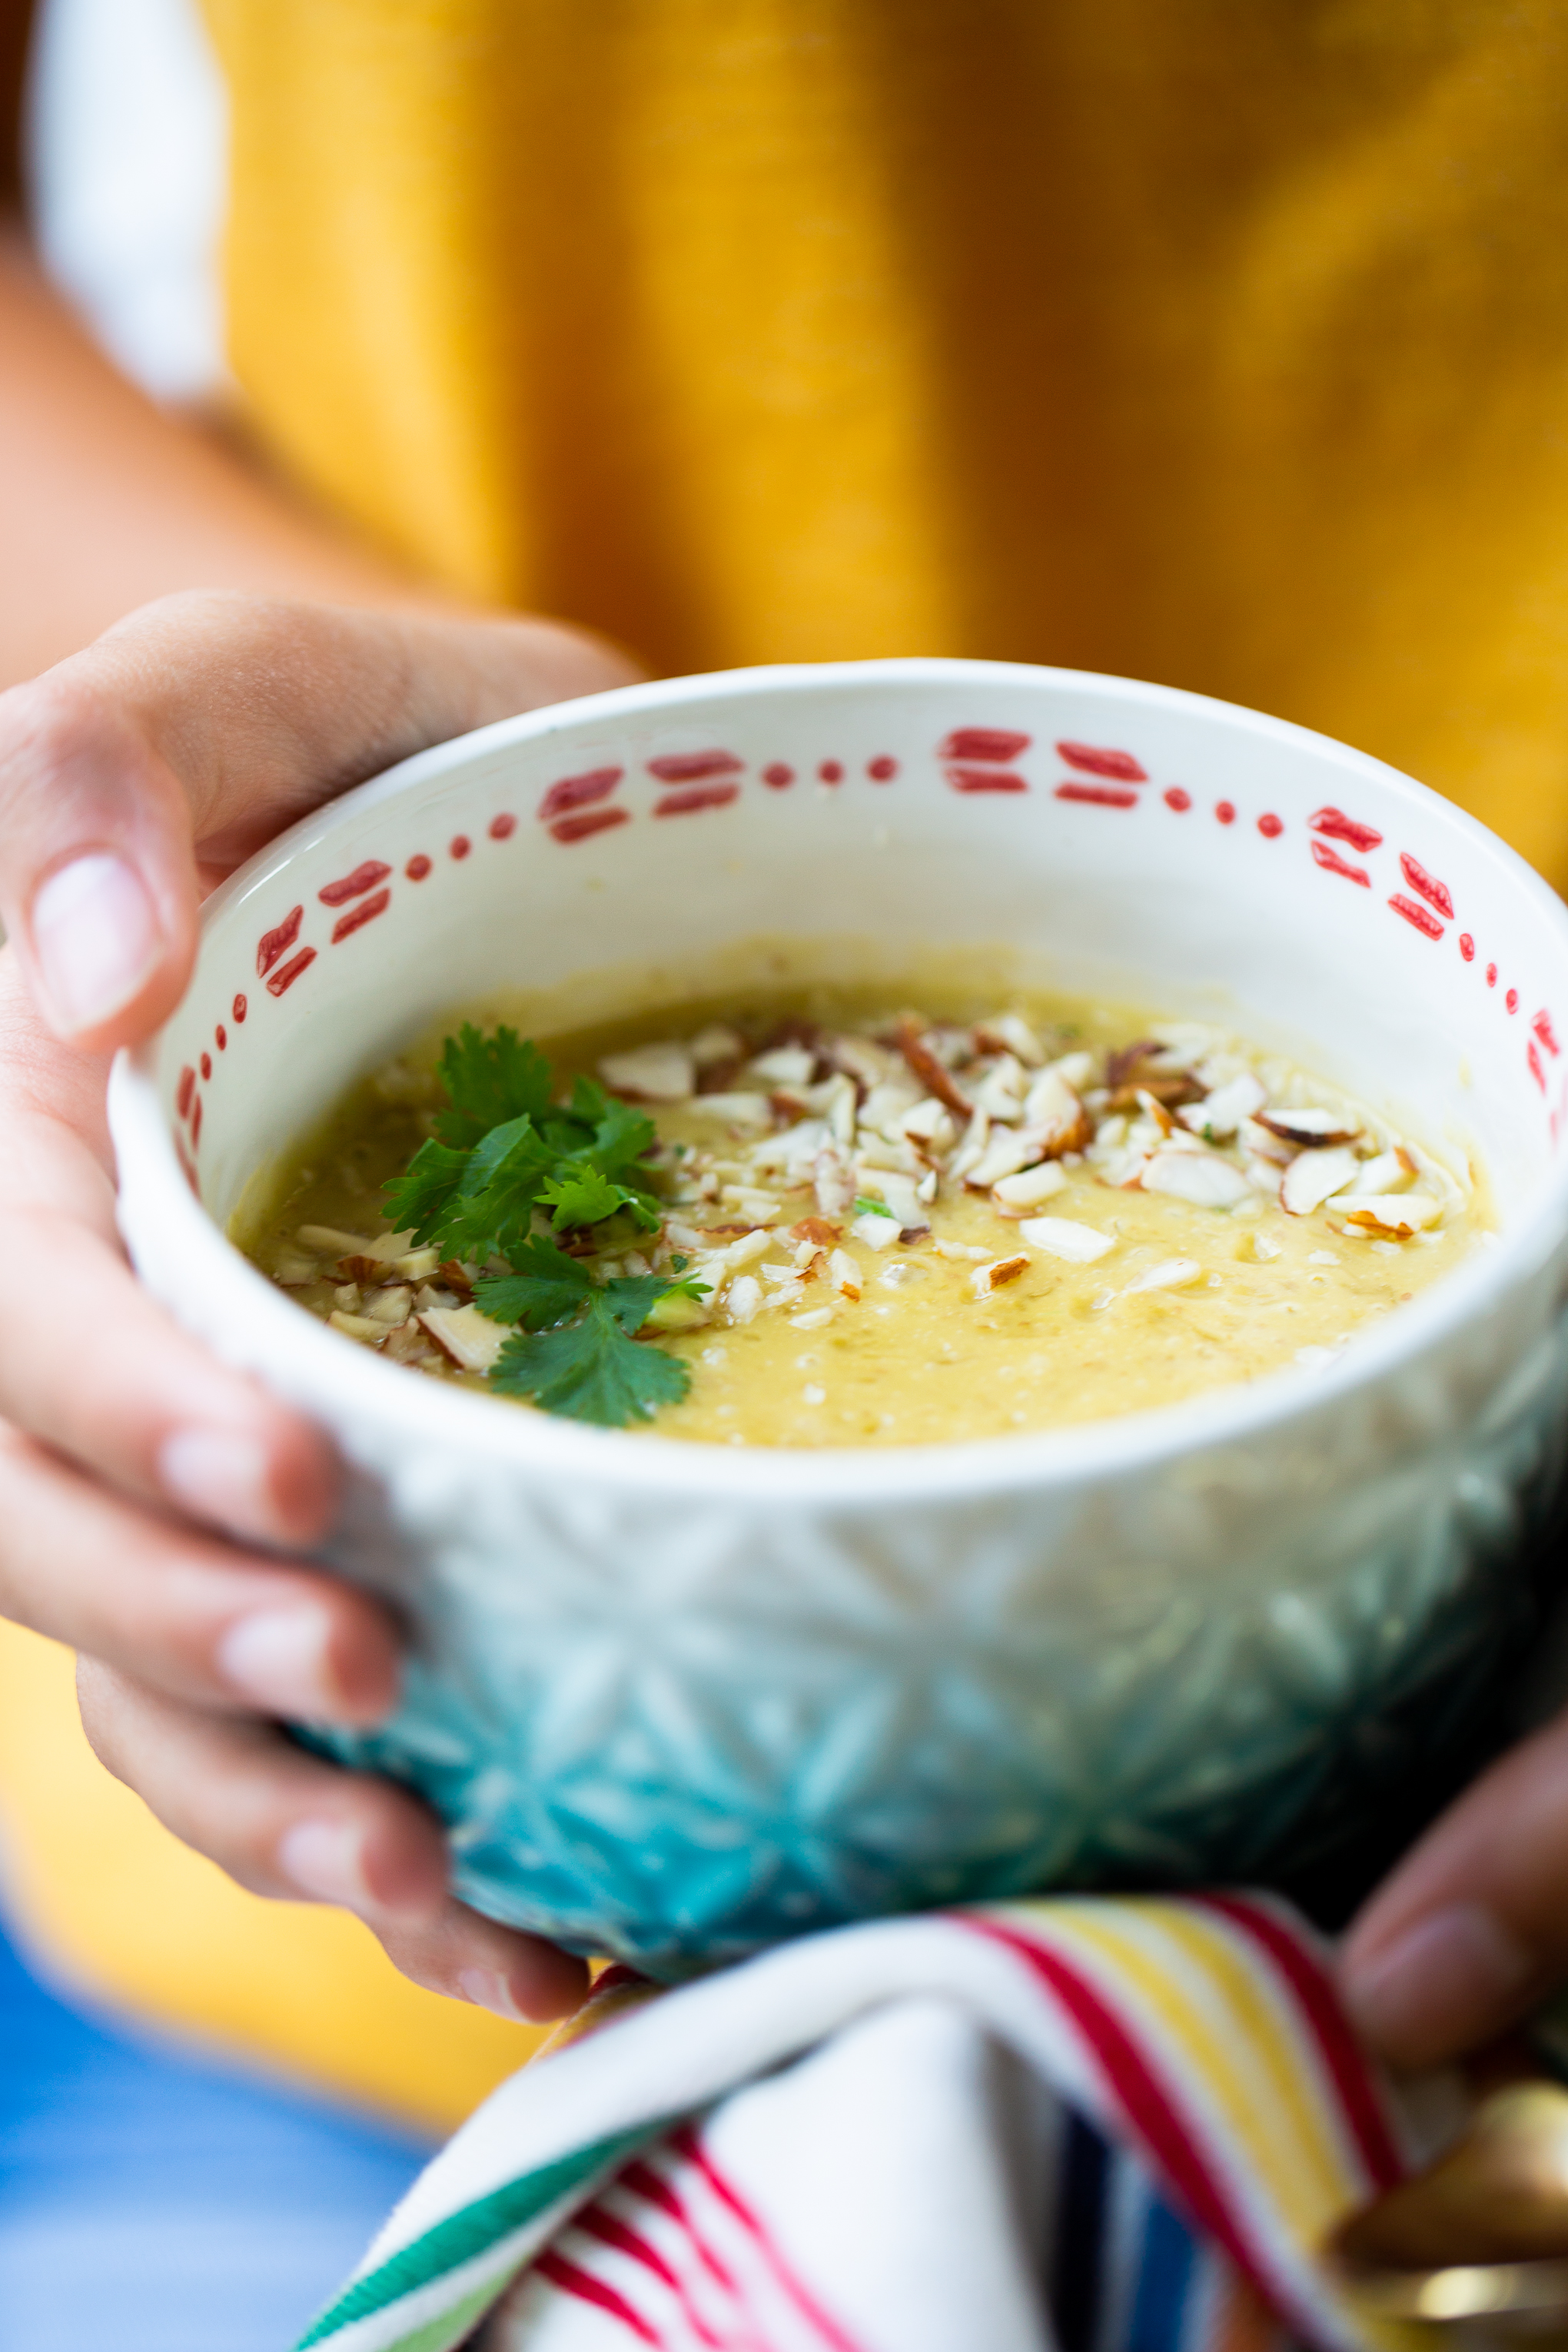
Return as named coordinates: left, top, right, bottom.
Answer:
left=1142, top=1148, right=1254, bottom=1210
left=893, top=1016, right=972, bottom=1119
left=1123, top=1257, right=1203, bottom=1294
left=1018, top=1215, right=1115, bottom=1264
left=328, top=1310, right=391, bottom=1346
left=1020, top=1065, right=1092, bottom=1153
left=597, top=1041, right=695, bottom=1101
left=1279, top=1144, right=1360, bottom=1217
left=992, top=1161, right=1068, bottom=1208
left=1257, top=1107, right=1360, bottom=1149
left=684, top=1092, right=774, bottom=1129
left=299, top=1224, right=418, bottom=1263
left=962, top=1128, right=1035, bottom=1191
left=416, top=1304, right=509, bottom=1373
left=1178, top=1071, right=1266, bottom=1141
left=826, top=1247, right=862, bottom=1299
left=972, top=1254, right=1030, bottom=1296
left=1341, top=1191, right=1443, bottom=1237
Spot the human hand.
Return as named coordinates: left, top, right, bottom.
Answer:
left=1340, top=1709, right=1568, bottom=2068
left=0, top=592, right=639, bottom=2020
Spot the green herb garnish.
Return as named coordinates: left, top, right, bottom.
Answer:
left=384, top=1025, right=706, bottom=1427
left=852, top=1194, right=896, bottom=1218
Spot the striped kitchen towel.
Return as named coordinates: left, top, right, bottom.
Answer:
left=297, top=1896, right=1457, bottom=2352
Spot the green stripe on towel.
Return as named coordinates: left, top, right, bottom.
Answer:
left=297, top=2124, right=656, bottom=2347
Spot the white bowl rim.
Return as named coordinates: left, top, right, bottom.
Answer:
left=111, top=656, right=1568, bottom=1507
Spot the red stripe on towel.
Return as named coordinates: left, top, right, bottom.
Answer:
left=669, top=2124, right=869, bottom=2352
left=535, top=2247, right=664, bottom=2344
left=958, top=1918, right=1267, bottom=2300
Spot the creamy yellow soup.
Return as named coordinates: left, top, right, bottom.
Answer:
left=234, top=983, right=1487, bottom=1448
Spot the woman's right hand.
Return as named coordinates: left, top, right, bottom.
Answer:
left=0, top=590, right=638, bottom=2020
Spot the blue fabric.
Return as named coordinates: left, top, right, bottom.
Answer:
left=0, top=1904, right=429, bottom=2352
left=1127, top=2198, right=1198, bottom=2352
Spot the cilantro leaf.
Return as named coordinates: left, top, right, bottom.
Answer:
left=489, top=1293, right=692, bottom=1425
left=599, top=1273, right=689, bottom=1334
left=537, top=1166, right=633, bottom=1231
left=853, top=1194, right=896, bottom=1218
left=579, top=1085, right=658, bottom=1176
left=382, top=1139, right=473, bottom=1245
left=438, top=1115, right=553, bottom=1259
left=473, top=1238, right=593, bottom=1330
left=433, top=1024, right=554, bottom=1148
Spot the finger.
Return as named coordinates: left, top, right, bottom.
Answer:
left=1338, top=1713, right=1568, bottom=2066
left=0, top=1423, right=395, bottom=1723
left=79, top=1661, right=589, bottom=2021
left=0, top=1206, right=340, bottom=1545
left=0, top=590, right=639, bottom=1052
left=0, top=952, right=339, bottom=1545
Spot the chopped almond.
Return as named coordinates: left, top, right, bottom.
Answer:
left=389, top=1246, right=443, bottom=1281
left=893, top=1015, right=972, bottom=1118
left=963, top=1128, right=1034, bottom=1190
left=971, top=1254, right=1030, bottom=1297
left=973, top=1013, right=1046, bottom=1065
left=812, top=1144, right=858, bottom=1218
left=1258, top=1108, right=1360, bottom=1149
left=417, top=1304, right=508, bottom=1372
left=1104, top=1038, right=1161, bottom=1091
left=597, top=1041, right=695, bottom=1101
left=1178, top=1070, right=1266, bottom=1141
left=1340, top=1148, right=1414, bottom=1198
left=299, top=1223, right=373, bottom=1256
left=1279, top=1144, right=1360, bottom=1216
left=852, top=1209, right=902, bottom=1250
left=382, top=1321, right=437, bottom=1365
left=993, top=1160, right=1068, bottom=1209
left=792, top=1215, right=842, bottom=1245
left=1018, top=1216, right=1115, bottom=1264
left=329, top=1309, right=390, bottom=1347
left=1019, top=1065, right=1092, bottom=1154
left=334, top=1254, right=381, bottom=1284
left=684, top=1092, right=773, bottom=1129
left=1123, top=1257, right=1202, bottom=1294
left=1142, top=1149, right=1253, bottom=1210
left=690, top=1022, right=745, bottom=1066
left=1342, top=1192, right=1443, bottom=1237
left=749, top=1043, right=816, bottom=1087
left=365, top=1284, right=414, bottom=1324
left=826, top=1247, right=862, bottom=1300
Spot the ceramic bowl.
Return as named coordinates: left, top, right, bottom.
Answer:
left=109, top=659, right=1568, bottom=1974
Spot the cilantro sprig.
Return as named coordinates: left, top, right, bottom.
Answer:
left=384, top=1024, right=664, bottom=1259
left=475, top=1242, right=709, bottom=1426
left=383, top=1025, right=706, bottom=1428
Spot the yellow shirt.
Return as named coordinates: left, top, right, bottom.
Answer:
left=7, top=0, right=1568, bottom=2130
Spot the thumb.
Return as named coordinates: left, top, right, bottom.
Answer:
left=1338, top=1710, right=1568, bottom=2068
left=0, top=590, right=636, bottom=1054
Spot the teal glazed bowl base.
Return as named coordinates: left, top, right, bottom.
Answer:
left=302, top=1300, right=1568, bottom=1972
left=108, top=660, right=1568, bottom=1975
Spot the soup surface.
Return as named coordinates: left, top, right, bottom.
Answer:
left=234, top=985, right=1487, bottom=1447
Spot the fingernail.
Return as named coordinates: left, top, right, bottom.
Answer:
left=217, top=1606, right=337, bottom=1716
left=1344, top=1902, right=1533, bottom=2061
left=32, top=851, right=162, bottom=1034
left=458, top=1967, right=528, bottom=2023
left=158, top=1427, right=277, bottom=1540
left=278, top=1819, right=372, bottom=1909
